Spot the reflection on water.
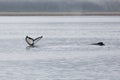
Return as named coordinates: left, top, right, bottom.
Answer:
left=26, top=45, right=39, bottom=50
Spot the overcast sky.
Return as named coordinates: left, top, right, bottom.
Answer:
left=0, top=0, right=120, bottom=12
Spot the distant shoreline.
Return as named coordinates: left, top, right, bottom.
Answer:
left=0, top=12, right=120, bottom=16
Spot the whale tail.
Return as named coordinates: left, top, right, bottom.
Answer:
left=25, top=36, right=34, bottom=46
left=34, top=36, right=43, bottom=44
left=25, top=36, right=43, bottom=46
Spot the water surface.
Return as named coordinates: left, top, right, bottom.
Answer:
left=0, top=16, right=120, bottom=80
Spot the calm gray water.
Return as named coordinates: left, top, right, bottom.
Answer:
left=0, top=16, right=120, bottom=80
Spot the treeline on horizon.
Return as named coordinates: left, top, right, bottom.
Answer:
left=0, top=12, right=120, bottom=16
left=0, top=0, right=120, bottom=12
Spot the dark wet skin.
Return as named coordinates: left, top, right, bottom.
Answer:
left=91, top=42, right=105, bottom=46
left=25, top=36, right=43, bottom=47
left=25, top=36, right=34, bottom=46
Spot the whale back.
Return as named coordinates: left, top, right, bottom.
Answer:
left=91, top=42, right=105, bottom=46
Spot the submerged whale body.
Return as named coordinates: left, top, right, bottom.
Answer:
left=91, top=42, right=105, bottom=46
left=25, top=36, right=43, bottom=46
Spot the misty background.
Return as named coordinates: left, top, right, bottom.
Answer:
left=0, top=0, right=120, bottom=12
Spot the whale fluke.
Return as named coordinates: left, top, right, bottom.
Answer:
left=34, top=36, right=43, bottom=44
left=25, top=36, right=43, bottom=46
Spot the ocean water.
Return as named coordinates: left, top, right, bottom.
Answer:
left=0, top=16, right=120, bottom=80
